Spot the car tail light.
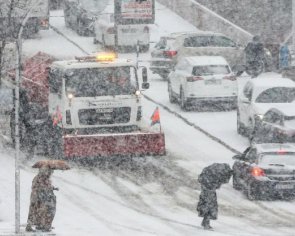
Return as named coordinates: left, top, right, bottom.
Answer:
left=186, top=76, right=204, bottom=82
left=277, top=149, right=287, bottom=155
left=143, top=26, right=149, bottom=33
left=66, top=110, right=72, bottom=125
left=107, top=27, right=115, bottom=34
left=251, top=167, right=265, bottom=177
left=223, top=75, right=237, bottom=81
left=163, top=50, right=177, bottom=58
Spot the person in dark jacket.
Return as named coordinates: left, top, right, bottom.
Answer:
left=245, top=36, right=264, bottom=63
left=26, top=168, right=57, bottom=232
left=197, top=163, right=233, bottom=230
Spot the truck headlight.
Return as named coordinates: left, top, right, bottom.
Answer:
left=68, top=93, right=74, bottom=99
left=256, top=114, right=264, bottom=120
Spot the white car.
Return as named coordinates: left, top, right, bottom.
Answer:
left=168, top=56, right=237, bottom=110
left=94, top=5, right=150, bottom=51
left=237, top=77, right=295, bottom=137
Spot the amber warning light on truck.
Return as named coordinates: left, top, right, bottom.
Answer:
left=75, top=52, right=118, bottom=62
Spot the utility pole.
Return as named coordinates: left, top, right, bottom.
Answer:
left=15, top=1, right=43, bottom=233
left=293, top=0, right=295, bottom=52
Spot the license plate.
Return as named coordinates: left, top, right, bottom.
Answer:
left=121, top=28, right=137, bottom=33
left=275, top=184, right=294, bottom=190
left=204, top=79, right=221, bottom=85
left=96, top=108, right=113, bottom=113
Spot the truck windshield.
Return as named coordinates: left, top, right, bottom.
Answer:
left=65, top=66, right=136, bottom=97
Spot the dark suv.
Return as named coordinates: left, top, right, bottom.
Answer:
left=232, top=143, right=295, bottom=200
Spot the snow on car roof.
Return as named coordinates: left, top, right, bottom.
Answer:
left=250, top=77, right=295, bottom=89
left=184, top=56, right=228, bottom=66
left=52, top=58, right=136, bottom=69
left=255, top=143, right=295, bottom=154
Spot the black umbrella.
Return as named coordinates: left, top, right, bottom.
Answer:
left=198, top=163, right=233, bottom=190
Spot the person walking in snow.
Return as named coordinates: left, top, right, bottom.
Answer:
left=26, top=167, right=57, bottom=232
left=197, top=163, right=232, bottom=230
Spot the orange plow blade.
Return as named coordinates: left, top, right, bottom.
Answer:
left=63, top=132, right=165, bottom=158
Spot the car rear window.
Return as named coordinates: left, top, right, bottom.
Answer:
left=259, top=153, right=295, bottom=167
left=183, top=36, right=236, bottom=47
left=255, top=87, right=295, bottom=103
left=192, top=65, right=230, bottom=76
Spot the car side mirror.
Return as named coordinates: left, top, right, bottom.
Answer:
left=232, top=154, right=242, bottom=160
left=241, top=97, right=250, bottom=104
left=142, top=67, right=148, bottom=83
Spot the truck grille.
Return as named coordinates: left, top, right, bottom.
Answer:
left=78, top=107, right=131, bottom=125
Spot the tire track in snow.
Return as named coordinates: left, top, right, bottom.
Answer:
left=143, top=94, right=241, bottom=155
left=59, top=183, right=159, bottom=235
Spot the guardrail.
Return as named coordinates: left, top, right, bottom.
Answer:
left=157, top=0, right=253, bottom=45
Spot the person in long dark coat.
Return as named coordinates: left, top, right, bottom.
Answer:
left=26, top=168, right=57, bottom=232
left=197, top=163, right=232, bottom=230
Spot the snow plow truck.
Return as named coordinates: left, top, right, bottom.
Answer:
left=10, top=52, right=165, bottom=158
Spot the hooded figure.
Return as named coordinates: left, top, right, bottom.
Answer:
left=26, top=168, right=57, bottom=232
left=197, top=163, right=232, bottom=230
left=244, top=36, right=264, bottom=63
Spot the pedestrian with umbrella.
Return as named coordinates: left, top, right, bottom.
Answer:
left=196, top=163, right=233, bottom=230
left=26, top=160, right=70, bottom=232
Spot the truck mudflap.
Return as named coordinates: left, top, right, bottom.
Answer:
left=63, top=132, right=165, bottom=158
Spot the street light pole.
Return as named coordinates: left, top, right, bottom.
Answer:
left=14, top=1, right=43, bottom=233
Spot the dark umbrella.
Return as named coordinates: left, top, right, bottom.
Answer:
left=198, top=163, right=232, bottom=190
left=32, top=160, right=70, bottom=170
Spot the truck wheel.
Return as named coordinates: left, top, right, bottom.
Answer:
left=102, top=34, right=106, bottom=48
left=168, top=82, right=177, bottom=103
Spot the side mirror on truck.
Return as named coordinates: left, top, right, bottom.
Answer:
left=142, top=67, right=149, bottom=89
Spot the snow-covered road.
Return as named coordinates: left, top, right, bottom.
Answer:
left=1, top=2, right=295, bottom=236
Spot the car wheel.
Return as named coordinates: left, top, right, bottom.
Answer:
left=168, top=82, right=177, bottom=103
left=246, top=183, right=257, bottom=201
left=248, top=119, right=258, bottom=142
left=159, top=73, right=169, bottom=81
left=93, top=36, right=98, bottom=44
left=232, top=174, right=242, bottom=190
left=102, top=34, right=106, bottom=49
left=139, top=45, right=150, bottom=53
left=237, top=111, right=246, bottom=136
left=180, top=88, right=187, bottom=111
left=77, top=19, right=84, bottom=36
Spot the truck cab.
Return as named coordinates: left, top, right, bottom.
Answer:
left=48, top=52, right=149, bottom=134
